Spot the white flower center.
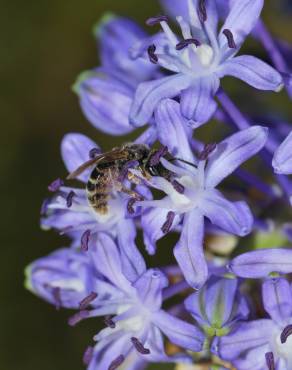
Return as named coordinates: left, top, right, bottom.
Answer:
left=275, top=331, right=292, bottom=359
left=116, top=304, right=150, bottom=332
left=197, top=44, right=214, bottom=67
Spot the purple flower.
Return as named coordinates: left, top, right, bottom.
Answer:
left=73, top=70, right=135, bottom=135
left=185, top=276, right=249, bottom=337
left=272, top=131, right=292, bottom=175
left=42, top=133, right=150, bottom=280
left=95, top=14, right=158, bottom=85
left=26, top=234, right=204, bottom=368
left=229, top=248, right=292, bottom=278
left=136, top=126, right=268, bottom=289
left=25, top=248, right=95, bottom=309
left=130, top=0, right=283, bottom=127
left=214, top=277, right=292, bottom=369
left=74, top=14, right=161, bottom=136
left=84, top=234, right=204, bottom=369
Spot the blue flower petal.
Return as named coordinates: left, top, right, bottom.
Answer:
left=154, top=99, right=194, bottom=162
left=61, top=133, right=99, bottom=182
left=219, top=0, right=264, bottom=55
left=205, top=126, right=269, bottom=187
left=229, top=249, right=292, bottom=278
left=133, top=269, right=168, bottom=310
left=130, top=74, right=191, bottom=127
left=174, top=209, right=208, bottom=289
left=117, top=219, right=146, bottom=283
left=214, top=319, right=273, bottom=360
left=153, top=310, right=204, bottom=352
left=218, top=55, right=283, bottom=91
left=180, top=76, right=219, bottom=127
left=273, top=131, right=292, bottom=175
left=200, top=189, right=253, bottom=236
left=262, top=277, right=292, bottom=325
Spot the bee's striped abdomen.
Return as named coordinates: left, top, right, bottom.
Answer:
left=86, top=166, right=110, bottom=214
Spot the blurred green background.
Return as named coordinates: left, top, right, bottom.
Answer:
left=0, top=0, right=292, bottom=369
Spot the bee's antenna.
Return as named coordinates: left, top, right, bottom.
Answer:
left=169, top=157, right=198, bottom=169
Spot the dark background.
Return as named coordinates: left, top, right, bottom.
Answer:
left=1, top=1, right=292, bottom=369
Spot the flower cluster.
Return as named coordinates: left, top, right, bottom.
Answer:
left=26, top=1, right=292, bottom=369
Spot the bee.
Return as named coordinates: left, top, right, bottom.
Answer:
left=66, top=143, right=171, bottom=214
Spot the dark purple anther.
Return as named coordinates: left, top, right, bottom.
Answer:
left=198, top=0, right=207, bottom=23
left=40, top=198, right=49, bottom=215
left=280, top=324, right=292, bottom=344
left=127, top=198, right=136, bottom=214
left=83, top=346, right=94, bottom=366
left=131, top=337, right=151, bottom=355
left=104, top=316, right=116, bottom=329
left=66, top=191, right=76, bottom=208
left=89, top=147, right=101, bottom=159
left=52, top=287, right=62, bottom=310
left=48, top=178, right=64, bottom=192
left=149, top=146, right=168, bottom=166
left=161, top=211, right=175, bottom=234
left=79, top=292, right=98, bottom=310
left=68, top=310, right=90, bottom=327
left=265, top=352, right=275, bottom=370
left=108, top=355, right=125, bottom=370
left=176, top=38, right=201, bottom=50
left=171, top=179, right=185, bottom=194
left=81, top=229, right=91, bottom=251
left=146, top=15, right=168, bottom=26
left=223, top=29, right=237, bottom=49
left=198, top=143, right=217, bottom=161
left=147, top=44, right=158, bottom=64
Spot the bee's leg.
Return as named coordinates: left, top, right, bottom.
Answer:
left=127, top=171, right=143, bottom=185
left=116, top=182, right=144, bottom=201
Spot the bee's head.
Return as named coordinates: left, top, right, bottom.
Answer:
left=123, top=143, right=150, bottom=162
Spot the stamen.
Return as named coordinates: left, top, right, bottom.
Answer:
left=48, top=178, right=64, bottom=192
left=161, top=211, right=175, bottom=234
left=146, top=15, right=168, bottom=26
left=198, top=143, right=217, bottom=161
left=198, top=0, right=207, bottom=23
left=40, top=198, right=49, bottom=215
left=108, top=355, right=125, bottom=370
left=79, top=292, right=98, bottom=310
left=83, top=346, right=94, bottom=366
left=81, top=230, right=91, bottom=251
left=66, top=191, right=76, bottom=208
left=280, top=324, right=292, bottom=344
left=147, top=44, right=158, bottom=64
left=149, top=146, right=168, bottom=166
left=104, top=316, right=116, bottom=329
left=131, top=337, right=151, bottom=355
left=89, top=147, right=101, bottom=159
left=265, top=352, right=275, bottom=370
left=127, top=198, right=136, bottom=214
left=52, top=287, right=62, bottom=310
left=171, top=179, right=185, bottom=194
left=223, top=29, right=237, bottom=49
left=68, top=310, right=90, bottom=326
left=176, top=38, right=201, bottom=50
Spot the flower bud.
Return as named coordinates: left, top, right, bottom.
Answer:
left=74, top=70, right=135, bottom=135
left=185, top=276, right=249, bottom=337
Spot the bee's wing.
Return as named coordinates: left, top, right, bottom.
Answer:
left=66, top=148, right=127, bottom=180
